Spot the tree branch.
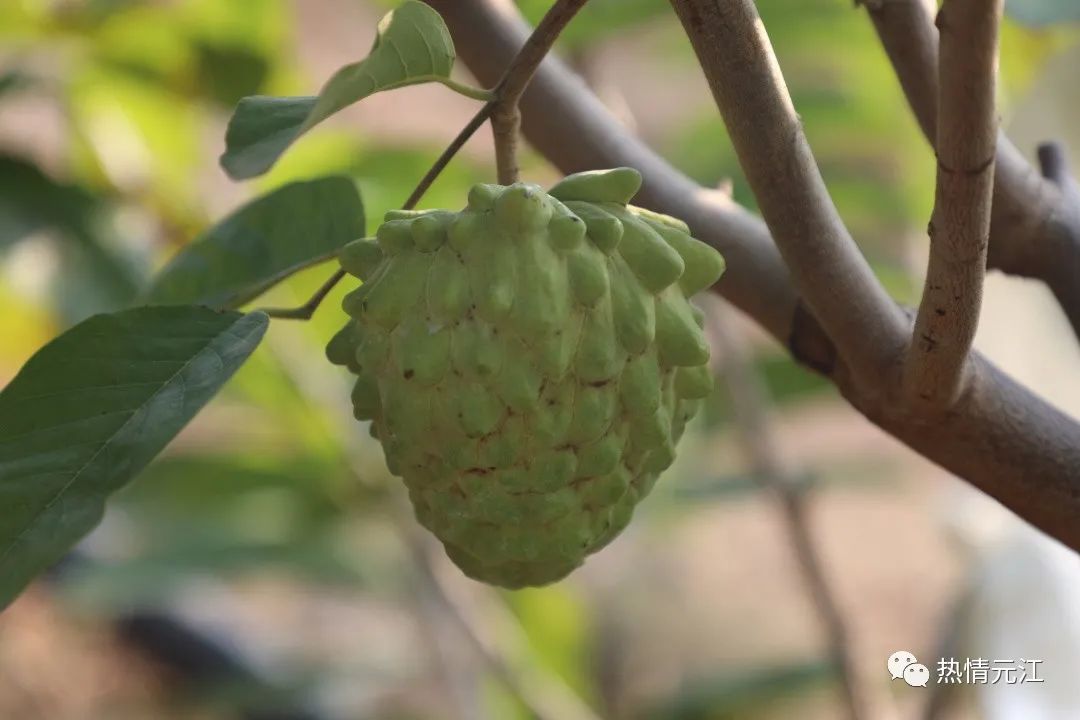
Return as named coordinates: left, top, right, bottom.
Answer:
left=668, top=0, right=907, bottom=389
left=904, top=0, right=1002, bottom=406
left=423, top=0, right=801, bottom=344
left=864, top=0, right=1080, bottom=341
left=705, top=301, right=888, bottom=720
left=490, top=0, right=589, bottom=183
left=262, top=0, right=592, bottom=320
left=427, top=0, right=1080, bottom=553
left=401, top=522, right=602, bottom=720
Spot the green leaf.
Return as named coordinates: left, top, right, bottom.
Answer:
left=1006, top=0, right=1080, bottom=25
left=0, top=68, right=34, bottom=100
left=145, top=176, right=364, bottom=308
left=645, top=660, right=836, bottom=720
left=0, top=153, right=98, bottom=248
left=220, top=0, right=465, bottom=180
left=0, top=153, right=142, bottom=317
left=0, top=306, right=268, bottom=609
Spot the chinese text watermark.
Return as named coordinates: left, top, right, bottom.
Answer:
left=888, top=650, right=1044, bottom=688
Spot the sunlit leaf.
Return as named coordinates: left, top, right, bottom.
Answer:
left=146, top=176, right=363, bottom=308
left=69, top=65, right=201, bottom=210
left=1007, top=0, right=1080, bottom=25
left=508, top=587, right=594, bottom=700
left=220, top=1, right=462, bottom=180
left=0, top=306, right=268, bottom=609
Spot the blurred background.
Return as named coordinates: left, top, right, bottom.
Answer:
left=2, top=0, right=1080, bottom=718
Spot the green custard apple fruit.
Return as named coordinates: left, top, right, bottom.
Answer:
left=326, top=167, right=725, bottom=588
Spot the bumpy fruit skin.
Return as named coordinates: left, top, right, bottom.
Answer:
left=327, top=168, right=725, bottom=588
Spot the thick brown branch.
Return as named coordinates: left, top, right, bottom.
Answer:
left=865, top=0, right=1080, bottom=341
left=904, top=0, right=1002, bottom=406
left=428, top=0, right=1080, bottom=552
left=667, top=0, right=907, bottom=390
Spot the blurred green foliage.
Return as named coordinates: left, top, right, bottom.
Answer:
left=1008, top=0, right=1080, bottom=26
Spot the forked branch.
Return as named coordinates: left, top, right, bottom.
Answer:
left=667, top=0, right=907, bottom=389
left=904, top=0, right=1002, bottom=406
left=864, top=0, right=1080, bottom=341
left=489, top=0, right=590, bottom=183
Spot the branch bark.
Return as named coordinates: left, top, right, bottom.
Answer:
left=668, top=0, right=907, bottom=389
left=904, top=0, right=1001, bottom=406
left=864, top=0, right=1080, bottom=341
left=425, top=0, right=1080, bottom=553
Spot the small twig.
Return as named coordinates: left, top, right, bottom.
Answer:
left=1037, top=141, right=1071, bottom=188
left=489, top=0, right=590, bottom=184
left=1037, top=142, right=1080, bottom=236
left=406, top=102, right=496, bottom=209
left=397, top=519, right=601, bottom=720
left=260, top=268, right=348, bottom=321
left=412, top=571, right=486, bottom=720
left=260, top=103, right=495, bottom=320
left=903, top=0, right=1002, bottom=406
left=1034, top=141, right=1080, bottom=340
left=705, top=300, right=888, bottom=720
left=922, top=571, right=976, bottom=720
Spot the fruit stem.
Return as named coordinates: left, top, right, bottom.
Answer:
left=261, top=268, right=347, bottom=320
left=490, top=0, right=591, bottom=185
left=262, top=0, right=592, bottom=320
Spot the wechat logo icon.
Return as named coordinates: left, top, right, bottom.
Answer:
left=888, top=650, right=929, bottom=687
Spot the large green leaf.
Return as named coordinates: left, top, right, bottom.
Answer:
left=220, top=1, right=464, bottom=180
left=145, top=176, right=364, bottom=308
left=1007, top=0, right=1080, bottom=25
left=0, top=306, right=268, bottom=609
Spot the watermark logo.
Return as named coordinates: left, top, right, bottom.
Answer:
left=887, top=650, right=917, bottom=681
left=888, top=651, right=1045, bottom=687
left=904, top=663, right=931, bottom=687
